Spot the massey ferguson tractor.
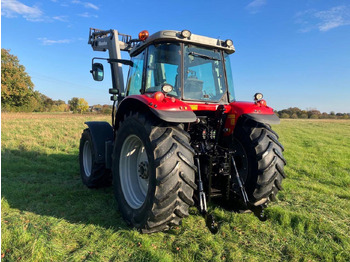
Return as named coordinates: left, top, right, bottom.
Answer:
left=79, top=28, right=286, bottom=233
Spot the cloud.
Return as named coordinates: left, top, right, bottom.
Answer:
left=296, top=5, right=350, bottom=32
left=1, top=0, right=43, bottom=21
left=72, top=0, right=99, bottom=10
left=315, top=6, right=350, bottom=31
left=38, top=37, right=72, bottom=45
left=52, top=15, right=69, bottom=22
left=78, top=12, right=98, bottom=18
left=84, top=2, right=98, bottom=10
left=246, top=0, right=266, bottom=14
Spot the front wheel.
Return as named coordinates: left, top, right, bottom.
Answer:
left=79, top=129, right=111, bottom=188
left=112, top=113, right=196, bottom=233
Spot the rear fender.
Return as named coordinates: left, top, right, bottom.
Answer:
left=115, top=95, right=197, bottom=129
left=85, top=121, right=113, bottom=164
left=223, top=101, right=280, bottom=136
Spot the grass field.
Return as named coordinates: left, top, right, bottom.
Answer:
left=1, top=113, right=350, bottom=261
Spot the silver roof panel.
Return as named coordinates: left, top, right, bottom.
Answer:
left=130, top=30, right=235, bottom=56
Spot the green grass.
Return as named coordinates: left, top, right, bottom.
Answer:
left=2, top=114, right=350, bottom=261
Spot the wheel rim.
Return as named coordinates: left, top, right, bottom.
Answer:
left=83, top=140, right=92, bottom=177
left=119, top=134, right=149, bottom=209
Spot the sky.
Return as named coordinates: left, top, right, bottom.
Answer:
left=1, top=0, right=350, bottom=113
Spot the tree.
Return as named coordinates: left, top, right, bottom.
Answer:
left=280, top=113, right=290, bottom=118
left=77, top=98, right=89, bottom=113
left=51, top=104, right=68, bottom=112
left=43, top=97, right=54, bottom=112
left=101, top=104, right=112, bottom=114
left=320, top=112, right=329, bottom=119
left=1, top=49, right=35, bottom=111
left=54, top=99, right=66, bottom=106
left=307, top=109, right=321, bottom=118
left=291, top=113, right=298, bottom=119
left=68, top=97, right=79, bottom=112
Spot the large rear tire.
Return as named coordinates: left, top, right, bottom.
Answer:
left=230, top=118, right=286, bottom=206
left=79, top=129, right=111, bottom=188
left=113, top=113, right=196, bottom=233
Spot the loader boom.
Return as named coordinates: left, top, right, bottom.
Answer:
left=88, top=28, right=132, bottom=95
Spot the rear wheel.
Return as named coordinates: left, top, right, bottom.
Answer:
left=230, top=118, right=286, bottom=206
left=113, top=113, right=196, bottom=233
left=79, top=129, right=111, bottom=188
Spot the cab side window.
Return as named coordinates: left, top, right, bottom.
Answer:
left=126, top=51, right=145, bottom=96
left=144, top=43, right=181, bottom=97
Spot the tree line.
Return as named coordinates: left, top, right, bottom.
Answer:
left=275, top=107, right=350, bottom=119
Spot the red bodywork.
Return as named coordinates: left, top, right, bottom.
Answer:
left=127, top=92, right=193, bottom=112
left=125, top=93, right=275, bottom=136
left=223, top=100, right=275, bottom=136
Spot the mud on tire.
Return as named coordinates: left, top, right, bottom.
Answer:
left=113, top=112, right=196, bottom=233
left=231, top=117, right=286, bottom=206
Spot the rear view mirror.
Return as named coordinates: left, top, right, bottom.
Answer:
left=90, top=63, right=104, bottom=81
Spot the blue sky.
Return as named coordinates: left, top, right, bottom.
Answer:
left=2, top=0, right=350, bottom=113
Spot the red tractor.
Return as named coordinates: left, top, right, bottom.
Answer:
left=80, top=28, right=286, bottom=233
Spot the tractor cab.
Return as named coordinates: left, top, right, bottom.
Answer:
left=125, top=30, right=235, bottom=104
left=126, top=41, right=235, bottom=104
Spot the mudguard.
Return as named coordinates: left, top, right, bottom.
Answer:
left=244, top=113, right=280, bottom=125
left=84, top=121, right=113, bottom=164
left=116, top=94, right=197, bottom=125
left=224, top=101, right=280, bottom=136
left=149, top=108, right=197, bottom=123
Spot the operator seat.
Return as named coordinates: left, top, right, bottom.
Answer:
left=184, top=78, right=204, bottom=100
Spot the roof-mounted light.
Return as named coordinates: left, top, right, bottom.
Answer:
left=138, top=30, right=149, bottom=41
left=225, top=39, right=233, bottom=47
left=181, top=30, right=191, bottom=38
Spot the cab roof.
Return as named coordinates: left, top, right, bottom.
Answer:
left=129, top=30, right=235, bottom=56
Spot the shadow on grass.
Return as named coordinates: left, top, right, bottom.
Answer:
left=2, top=148, right=264, bottom=232
left=1, top=149, right=128, bottom=231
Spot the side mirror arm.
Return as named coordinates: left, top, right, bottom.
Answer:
left=107, top=59, right=133, bottom=67
left=91, top=57, right=133, bottom=67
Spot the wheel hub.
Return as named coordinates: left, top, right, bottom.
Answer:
left=138, top=161, right=149, bottom=179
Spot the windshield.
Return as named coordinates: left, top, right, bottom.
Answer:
left=143, top=43, right=231, bottom=102
left=183, top=45, right=227, bottom=102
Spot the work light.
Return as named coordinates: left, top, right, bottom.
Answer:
left=161, top=84, right=173, bottom=94
left=225, top=39, right=233, bottom=47
left=181, top=30, right=192, bottom=38
left=254, top=93, right=263, bottom=101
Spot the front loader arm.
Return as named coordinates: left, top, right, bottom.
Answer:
left=88, top=28, right=132, bottom=95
